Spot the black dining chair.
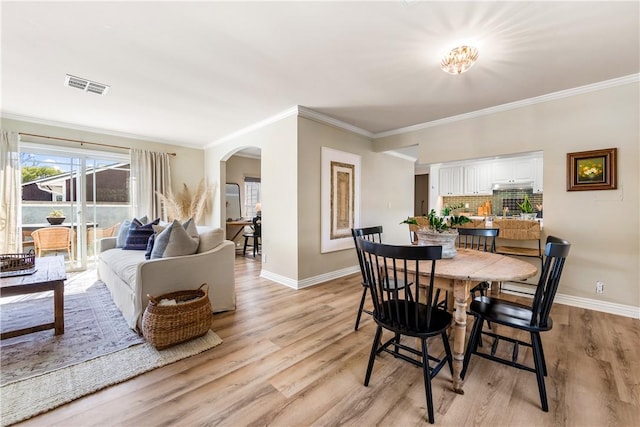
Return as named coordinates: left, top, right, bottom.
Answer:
left=351, top=226, right=416, bottom=331
left=242, top=215, right=261, bottom=257
left=457, top=227, right=500, bottom=298
left=356, top=237, right=452, bottom=424
left=461, top=235, right=571, bottom=412
left=429, top=227, right=500, bottom=314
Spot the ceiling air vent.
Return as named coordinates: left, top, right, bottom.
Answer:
left=64, top=74, right=110, bottom=95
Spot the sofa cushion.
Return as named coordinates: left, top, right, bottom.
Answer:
left=145, top=219, right=199, bottom=259
left=183, top=218, right=198, bottom=239
left=100, top=248, right=147, bottom=290
left=144, top=223, right=168, bottom=260
left=197, top=227, right=224, bottom=253
left=144, top=232, right=156, bottom=260
left=123, top=217, right=159, bottom=250
left=150, top=219, right=199, bottom=259
left=116, top=215, right=149, bottom=248
left=116, top=220, right=131, bottom=248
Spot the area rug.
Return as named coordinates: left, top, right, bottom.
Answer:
left=0, top=272, right=223, bottom=426
left=1, top=330, right=222, bottom=426
left=1, top=279, right=144, bottom=385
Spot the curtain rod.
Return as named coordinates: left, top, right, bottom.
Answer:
left=18, top=132, right=177, bottom=156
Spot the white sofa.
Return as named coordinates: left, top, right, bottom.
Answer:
left=97, top=227, right=236, bottom=331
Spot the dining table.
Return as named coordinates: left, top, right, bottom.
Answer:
left=225, top=219, right=253, bottom=242
left=402, top=248, right=538, bottom=394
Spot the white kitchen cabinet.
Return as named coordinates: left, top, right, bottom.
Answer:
left=464, top=162, right=493, bottom=195
left=439, top=166, right=463, bottom=196
left=533, top=156, right=544, bottom=193
left=492, top=157, right=535, bottom=184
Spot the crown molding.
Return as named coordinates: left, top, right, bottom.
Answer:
left=6, top=74, right=637, bottom=150
left=296, top=106, right=374, bottom=138
left=374, top=74, right=640, bottom=139
left=206, top=105, right=374, bottom=148
left=0, top=112, right=204, bottom=149
left=205, top=106, right=299, bottom=148
left=383, top=150, right=417, bottom=162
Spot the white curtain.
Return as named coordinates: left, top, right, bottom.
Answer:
left=130, top=148, right=171, bottom=220
left=1, top=130, right=21, bottom=253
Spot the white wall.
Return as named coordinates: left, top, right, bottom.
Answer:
left=375, top=82, right=640, bottom=313
left=204, top=114, right=299, bottom=280
left=204, top=113, right=414, bottom=287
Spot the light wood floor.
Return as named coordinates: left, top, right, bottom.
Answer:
left=19, top=255, right=640, bottom=426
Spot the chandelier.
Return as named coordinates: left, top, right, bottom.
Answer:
left=440, top=45, right=479, bottom=75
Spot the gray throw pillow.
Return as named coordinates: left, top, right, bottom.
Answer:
left=150, top=219, right=199, bottom=259
left=115, top=220, right=132, bottom=248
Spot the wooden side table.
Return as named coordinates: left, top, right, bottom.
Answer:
left=0, top=256, right=67, bottom=339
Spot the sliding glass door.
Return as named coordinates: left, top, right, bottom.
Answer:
left=20, top=143, right=131, bottom=271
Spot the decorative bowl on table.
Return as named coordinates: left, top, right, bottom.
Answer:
left=416, top=229, right=458, bottom=258
left=46, top=216, right=66, bottom=225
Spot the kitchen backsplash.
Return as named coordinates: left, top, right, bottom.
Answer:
left=443, top=190, right=543, bottom=217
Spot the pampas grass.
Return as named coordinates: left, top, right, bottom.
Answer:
left=156, top=179, right=214, bottom=223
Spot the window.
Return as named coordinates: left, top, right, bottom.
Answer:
left=20, top=142, right=131, bottom=269
left=244, top=177, right=261, bottom=218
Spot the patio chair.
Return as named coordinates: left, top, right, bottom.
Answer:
left=87, top=222, right=121, bottom=255
left=31, top=227, right=75, bottom=260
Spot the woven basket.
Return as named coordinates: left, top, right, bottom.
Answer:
left=0, top=252, right=36, bottom=278
left=142, top=283, right=211, bottom=350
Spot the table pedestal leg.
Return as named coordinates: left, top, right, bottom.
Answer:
left=451, top=279, right=470, bottom=394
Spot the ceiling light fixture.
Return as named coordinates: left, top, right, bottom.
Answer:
left=440, top=45, right=479, bottom=75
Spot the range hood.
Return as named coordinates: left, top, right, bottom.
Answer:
left=491, top=181, right=534, bottom=190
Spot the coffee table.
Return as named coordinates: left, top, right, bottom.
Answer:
left=0, top=255, right=66, bottom=339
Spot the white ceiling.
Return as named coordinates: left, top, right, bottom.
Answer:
left=2, top=1, right=639, bottom=151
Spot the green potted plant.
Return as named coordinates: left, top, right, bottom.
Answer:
left=517, top=195, right=537, bottom=220
left=401, top=209, right=470, bottom=258
left=440, top=202, right=465, bottom=217
left=448, top=214, right=472, bottom=228
left=46, top=209, right=66, bottom=225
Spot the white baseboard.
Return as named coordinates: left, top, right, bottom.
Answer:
left=260, top=272, right=640, bottom=320
left=495, top=282, right=639, bottom=319
left=553, top=294, right=640, bottom=319
left=260, top=266, right=359, bottom=290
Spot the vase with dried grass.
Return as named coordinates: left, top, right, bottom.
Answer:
left=156, top=179, right=215, bottom=223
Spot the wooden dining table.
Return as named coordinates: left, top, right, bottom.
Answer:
left=225, top=219, right=253, bottom=242
left=403, top=248, right=538, bottom=394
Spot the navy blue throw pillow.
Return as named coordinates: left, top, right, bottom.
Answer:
left=144, top=232, right=156, bottom=259
left=123, top=218, right=159, bottom=250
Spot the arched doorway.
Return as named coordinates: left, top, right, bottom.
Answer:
left=221, top=146, right=262, bottom=254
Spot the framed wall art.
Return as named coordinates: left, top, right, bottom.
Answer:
left=566, top=148, right=617, bottom=191
left=321, top=147, right=360, bottom=253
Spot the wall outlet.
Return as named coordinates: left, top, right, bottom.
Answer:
left=596, top=281, right=604, bottom=294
